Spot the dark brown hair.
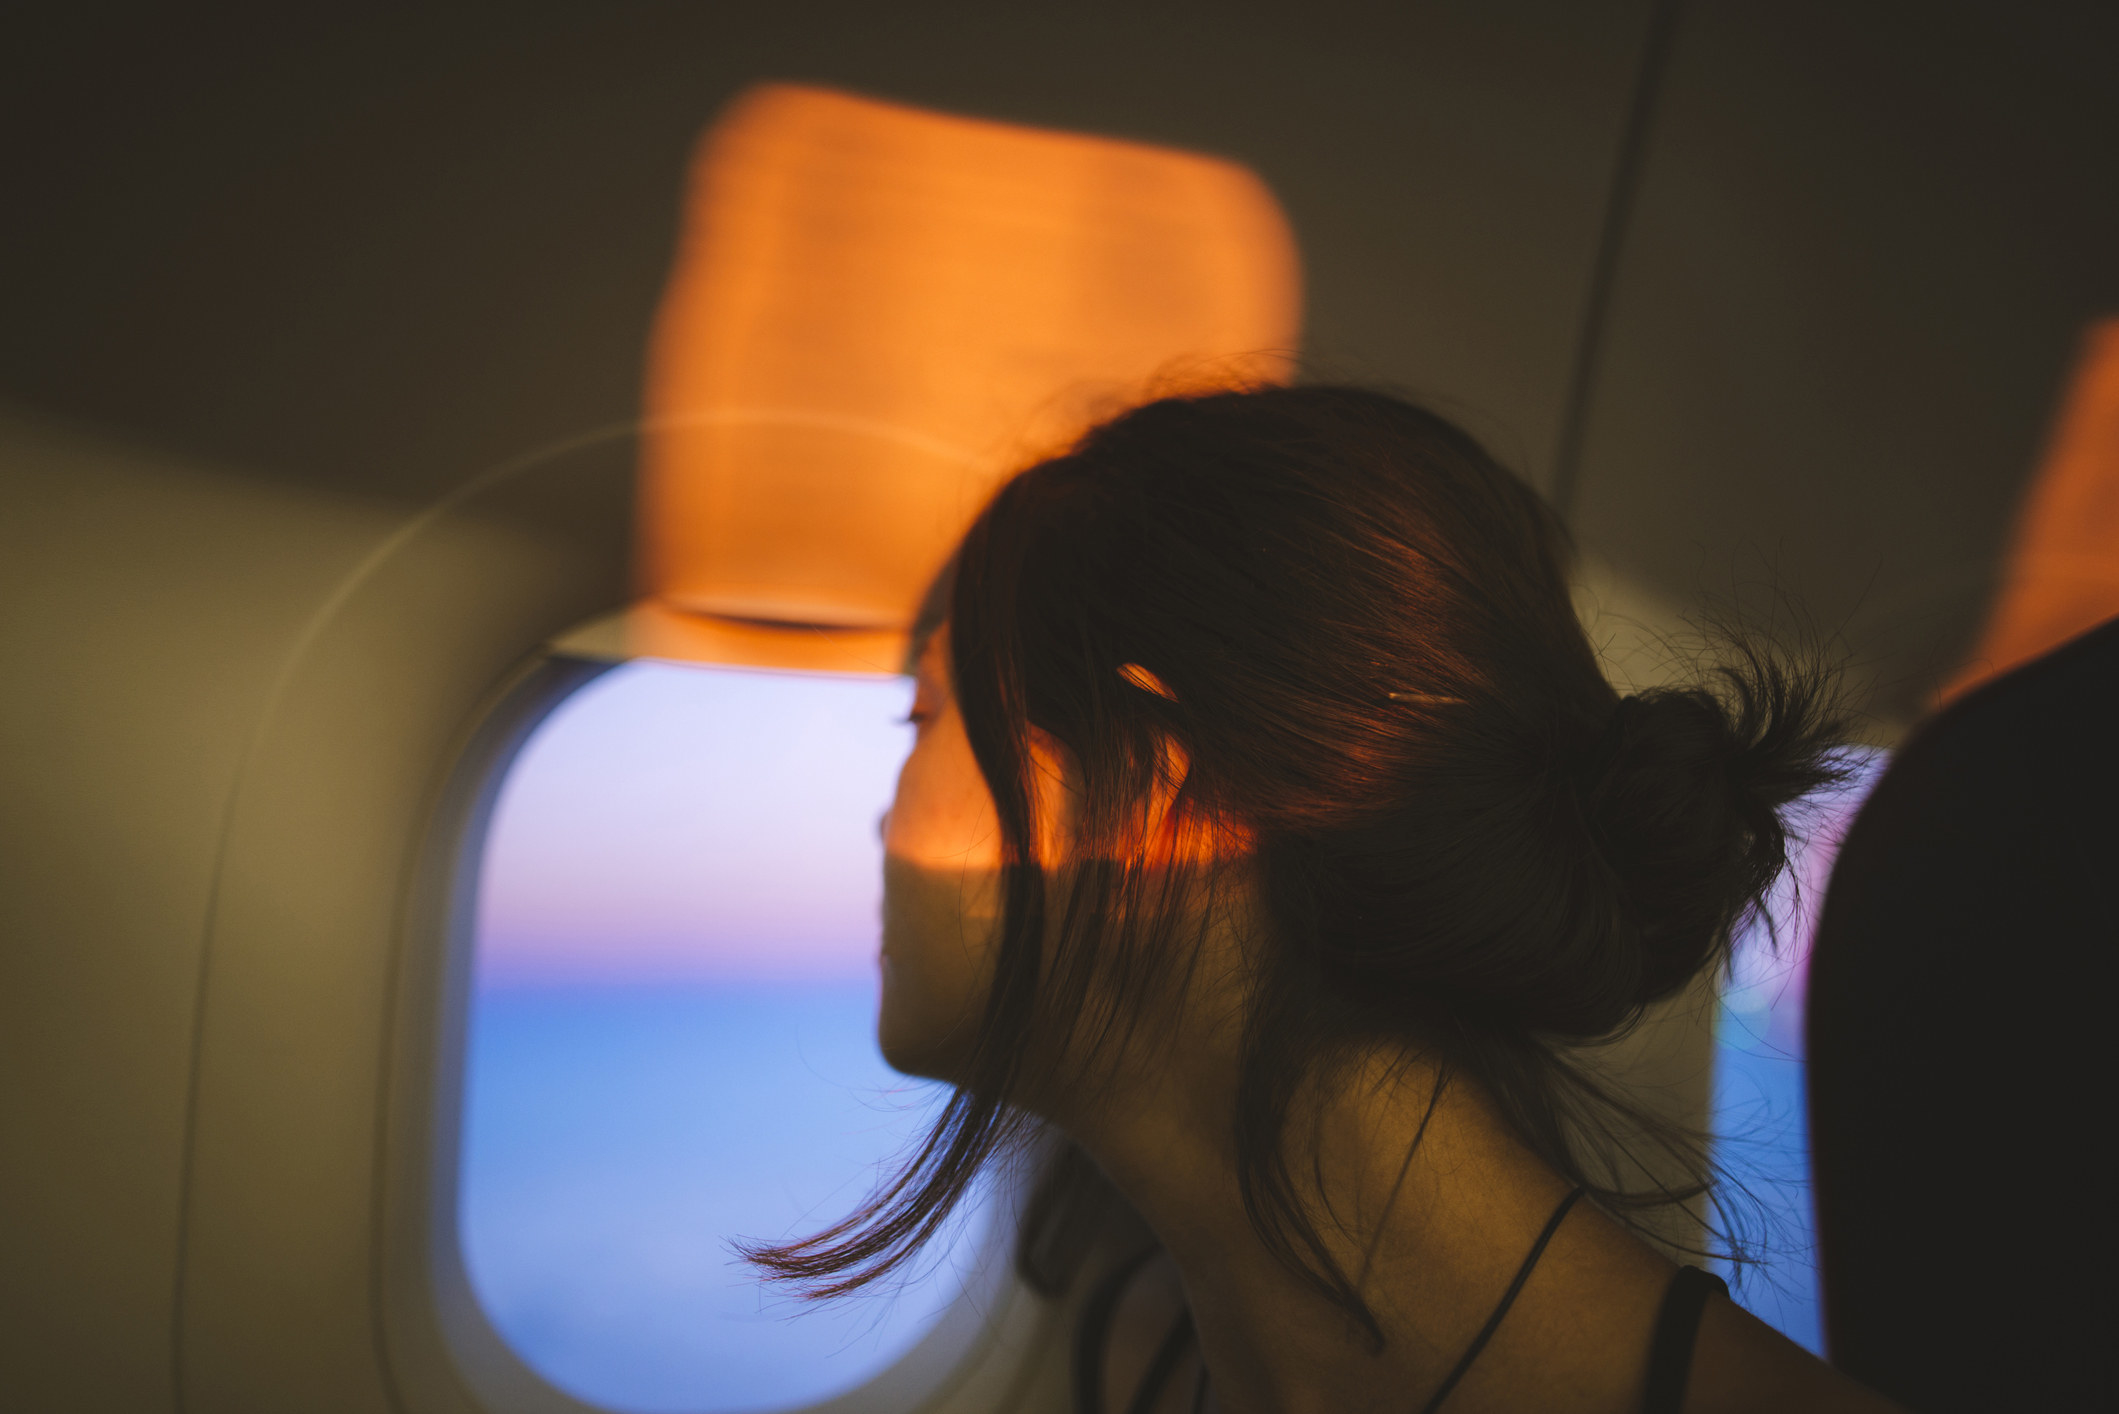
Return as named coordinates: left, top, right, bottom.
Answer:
left=746, top=385, right=1852, bottom=1339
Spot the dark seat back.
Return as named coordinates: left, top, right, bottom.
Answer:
left=1806, top=616, right=2119, bottom=1413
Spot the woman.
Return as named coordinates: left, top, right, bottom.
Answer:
left=753, top=386, right=1903, bottom=1413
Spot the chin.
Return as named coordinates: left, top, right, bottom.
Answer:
left=877, top=858, right=996, bottom=1083
left=876, top=967, right=970, bottom=1083
left=877, top=1032, right=960, bottom=1084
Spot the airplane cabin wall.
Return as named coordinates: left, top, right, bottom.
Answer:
left=1567, top=1, right=2119, bottom=735
left=3, top=4, right=2111, bottom=1412
left=0, top=413, right=414, bottom=1411
left=0, top=6, right=1660, bottom=1406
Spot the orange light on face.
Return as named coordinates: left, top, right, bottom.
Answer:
left=1940, top=319, right=2119, bottom=705
left=626, top=84, right=1303, bottom=673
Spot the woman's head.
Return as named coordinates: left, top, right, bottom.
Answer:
left=756, top=384, right=1852, bottom=1314
left=878, top=624, right=1239, bottom=1091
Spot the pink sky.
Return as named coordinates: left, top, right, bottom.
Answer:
left=474, top=660, right=913, bottom=985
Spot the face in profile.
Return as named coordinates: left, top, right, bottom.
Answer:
left=878, top=627, right=1228, bottom=1092
left=876, top=630, right=1007, bottom=1080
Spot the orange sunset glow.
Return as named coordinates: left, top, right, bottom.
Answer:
left=628, top=84, right=1303, bottom=673
left=1941, top=317, right=2119, bottom=704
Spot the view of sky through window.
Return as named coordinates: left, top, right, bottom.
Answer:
left=460, top=660, right=994, bottom=1414
left=1707, top=747, right=1890, bottom=1355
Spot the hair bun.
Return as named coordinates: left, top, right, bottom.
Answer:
left=1577, top=658, right=1851, bottom=1012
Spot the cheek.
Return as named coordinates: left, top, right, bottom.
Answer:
left=874, top=709, right=1079, bottom=1081
left=883, top=720, right=1002, bottom=868
left=877, top=854, right=1000, bottom=1079
left=877, top=710, right=1005, bottom=1079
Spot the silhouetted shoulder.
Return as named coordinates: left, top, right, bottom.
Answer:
left=1806, top=614, right=2117, bottom=1412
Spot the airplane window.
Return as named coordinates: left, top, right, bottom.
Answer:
left=448, top=87, right=1300, bottom=1413
left=1707, top=747, right=1890, bottom=1354
left=459, top=659, right=995, bottom=1413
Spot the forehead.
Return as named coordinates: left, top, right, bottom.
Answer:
left=913, top=627, right=950, bottom=689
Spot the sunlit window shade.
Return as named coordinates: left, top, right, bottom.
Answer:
left=1941, top=317, right=2119, bottom=703
left=628, top=84, right=1302, bottom=673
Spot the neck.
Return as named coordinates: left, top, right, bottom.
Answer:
left=1053, top=1036, right=1676, bottom=1414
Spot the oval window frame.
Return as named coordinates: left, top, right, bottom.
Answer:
left=384, top=640, right=1061, bottom=1414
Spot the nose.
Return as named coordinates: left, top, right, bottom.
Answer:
left=876, top=809, right=891, bottom=843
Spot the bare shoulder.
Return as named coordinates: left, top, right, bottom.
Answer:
left=1687, top=1295, right=1909, bottom=1414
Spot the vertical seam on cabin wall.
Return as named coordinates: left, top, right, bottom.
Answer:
left=167, top=421, right=641, bottom=1414
left=1548, top=0, right=1686, bottom=525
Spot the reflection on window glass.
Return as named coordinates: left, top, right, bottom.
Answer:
left=1708, top=748, right=1889, bottom=1355
left=460, top=661, right=992, bottom=1414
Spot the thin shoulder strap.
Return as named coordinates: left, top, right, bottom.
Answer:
left=1415, top=1186, right=1586, bottom=1414
left=1639, top=1266, right=1728, bottom=1414
left=1074, top=1245, right=1163, bottom=1414
left=1123, top=1308, right=1198, bottom=1414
